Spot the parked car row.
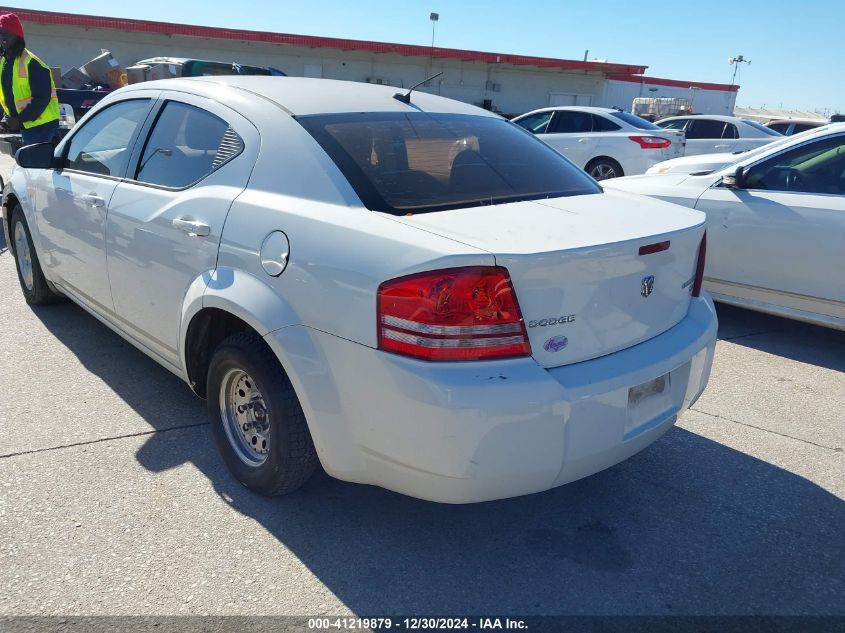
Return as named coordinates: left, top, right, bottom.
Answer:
left=511, top=107, right=786, bottom=180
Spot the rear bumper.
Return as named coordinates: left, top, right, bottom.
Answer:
left=265, top=295, right=717, bottom=503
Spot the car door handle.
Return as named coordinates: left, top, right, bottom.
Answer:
left=578, top=138, right=589, bottom=143
left=172, top=218, right=210, bottom=237
left=82, top=193, right=105, bottom=207
left=714, top=144, right=731, bottom=149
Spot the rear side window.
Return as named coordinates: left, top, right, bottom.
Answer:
left=658, top=119, right=688, bottom=131
left=743, top=119, right=783, bottom=136
left=767, top=123, right=790, bottom=134
left=592, top=114, right=621, bottom=132
left=609, top=111, right=662, bottom=130
left=298, top=112, right=601, bottom=214
left=66, top=99, right=151, bottom=177
left=135, top=101, right=243, bottom=188
left=513, top=111, right=553, bottom=134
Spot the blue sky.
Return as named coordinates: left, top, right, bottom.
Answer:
left=22, top=0, right=841, bottom=112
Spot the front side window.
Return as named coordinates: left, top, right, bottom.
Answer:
left=135, top=101, right=243, bottom=188
left=722, top=123, right=739, bottom=139
left=513, top=111, right=553, bottom=134
left=767, top=123, right=790, bottom=135
left=66, top=99, right=151, bottom=177
left=298, top=112, right=600, bottom=214
left=745, top=135, right=845, bottom=194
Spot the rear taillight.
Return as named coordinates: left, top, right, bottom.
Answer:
left=377, top=266, right=531, bottom=361
left=629, top=135, right=672, bottom=149
left=692, top=232, right=707, bottom=297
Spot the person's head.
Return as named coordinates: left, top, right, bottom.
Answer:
left=0, top=13, right=25, bottom=54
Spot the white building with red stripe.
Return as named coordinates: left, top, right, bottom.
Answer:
left=2, top=6, right=738, bottom=117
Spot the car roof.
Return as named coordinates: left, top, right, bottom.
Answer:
left=119, top=76, right=499, bottom=118
left=766, top=118, right=825, bottom=126
left=660, top=114, right=761, bottom=123
left=514, top=106, right=622, bottom=118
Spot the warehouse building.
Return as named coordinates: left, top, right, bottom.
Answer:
left=3, top=6, right=739, bottom=117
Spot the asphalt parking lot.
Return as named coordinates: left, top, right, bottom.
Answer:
left=0, top=155, right=842, bottom=617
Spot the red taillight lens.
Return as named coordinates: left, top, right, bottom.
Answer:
left=692, top=232, right=707, bottom=297
left=629, top=135, right=672, bottom=149
left=377, top=266, right=531, bottom=361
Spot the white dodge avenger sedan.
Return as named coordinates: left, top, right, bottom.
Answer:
left=3, top=77, right=716, bottom=503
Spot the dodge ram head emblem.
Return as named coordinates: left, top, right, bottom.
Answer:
left=641, top=275, right=655, bottom=298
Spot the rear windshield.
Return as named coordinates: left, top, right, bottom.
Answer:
left=297, top=112, right=601, bottom=214
left=609, top=111, right=662, bottom=130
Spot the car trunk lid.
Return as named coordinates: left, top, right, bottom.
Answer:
left=392, top=189, right=706, bottom=368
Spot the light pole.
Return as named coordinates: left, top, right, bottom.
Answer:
left=427, top=12, right=439, bottom=86
left=728, top=55, right=750, bottom=85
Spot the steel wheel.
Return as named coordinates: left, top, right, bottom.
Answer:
left=13, top=219, right=34, bottom=292
left=207, top=331, right=318, bottom=496
left=219, top=368, right=271, bottom=467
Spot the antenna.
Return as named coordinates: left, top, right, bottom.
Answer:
left=394, top=71, right=443, bottom=104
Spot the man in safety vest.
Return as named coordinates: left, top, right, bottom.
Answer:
left=0, top=13, right=59, bottom=146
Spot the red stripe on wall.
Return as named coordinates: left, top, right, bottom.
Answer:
left=1, top=6, right=649, bottom=75
left=607, top=73, right=739, bottom=92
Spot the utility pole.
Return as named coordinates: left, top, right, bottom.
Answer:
left=427, top=12, right=439, bottom=86
left=728, top=55, right=751, bottom=85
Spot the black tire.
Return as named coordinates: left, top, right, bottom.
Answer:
left=586, top=157, right=624, bottom=181
left=9, top=206, right=62, bottom=305
left=207, top=331, right=318, bottom=496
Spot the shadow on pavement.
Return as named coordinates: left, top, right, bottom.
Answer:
left=28, top=299, right=845, bottom=616
left=715, top=303, right=845, bottom=372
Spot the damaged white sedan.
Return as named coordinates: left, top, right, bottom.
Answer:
left=3, top=77, right=716, bottom=503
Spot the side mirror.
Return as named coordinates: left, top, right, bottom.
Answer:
left=14, top=142, right=62, bottom=169
left=721, top=166, right=746, bottom=189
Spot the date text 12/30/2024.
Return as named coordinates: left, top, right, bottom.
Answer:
left=307, top=618, right=528, bottom=630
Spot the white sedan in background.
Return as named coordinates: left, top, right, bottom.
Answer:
left=646, top=126, right=833, bottom=175
left=512, top=106, right=685, bottom=180
left=606, top=124, right=845, bottom=330
left=657, top=114, right=781, bottom=156
left=3, top=76, right=716, bottom=504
